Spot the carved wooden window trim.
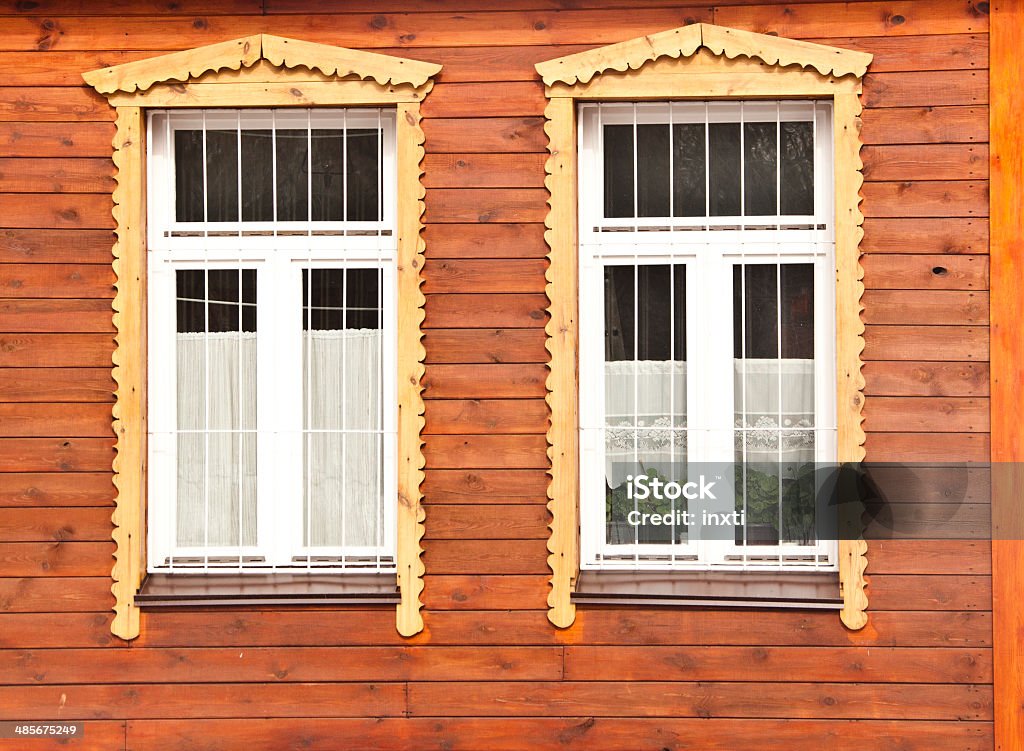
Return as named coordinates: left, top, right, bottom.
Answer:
left=83, top=34, right=440, bottom=640
left=536, top=23, right=871, bottom=630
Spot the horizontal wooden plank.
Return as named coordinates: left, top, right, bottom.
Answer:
left=408, top=680, right=991, bottom=719
left=0, top=87, right=111, bottom=121
left=423, top=504, right=549, bottom=539
left=867, top=574, right=993, bottom=611
left=0, top=368, right=114, bottom=402
left=0, top=9, right=715, bottom=52
left=0, top=438, right=115, bottom=472
left=714, top=1, right=988, bottom=38
left=121, top=717, right=992, bottom=751
left=422, top=153, right=547, bottom=188
left=863, top=361, right=989, bottom=396
left=0, top=121, right=115, bottom=158
left=0, top=646, right=563, bottom=685
left=865, top=465, right=991, bottom=505
left=564, top=645, right=991, bottom=683
left=422, top=329, right=548, bottom=364
left=423, top=365, right=547, bottom=399
left=0, top=0, right=262, bottom=13
left=0, top=576, right=113, bottom=612
left=860, top=106, right=986, bottom=145
left=861, top=144, right=988, bottom=181
left=424, top=118, right=548, bottom=154
left=423, top=82, right=545, bottom=119
left=422, top=469, right=549, bottom=502
left=0, top=506, right=112, bottom=542
left=0, top=682, right=404, bottom=720
left=0, top=158, right=115, bottom=193
left=864, top=432, right=990, bottom=463
left=423, top=434, right=548, bottom=469
left=812, top=33, right=987, bottom=73
left=424, top=293, right=548, bottom=328
left=423, top=539, right=549, bottom=574
left=0, top=541, right=113, bottom=577
left=869, top=539, right=991, bottom=575
left=0, top=299, right=114, bottom=333
left=862, top=254, right=988, bottom=289
left=128, top=607, right=991, bottom=648
left=0, top=612, right=118, bottom=648
left=0, top=719, right=123, bottom=751
left=863, top=70, right=986, bottom=108
left=421, top=574, right=549, bottom=610
left=861, top=290, right=987, bottom=325
left=861, top=181, right=987, bottom=218
left=425, top=222, right=547, bottom=258
left=422, top=259, right=547, bottom=293
left=424, top=188, right=549, bottom=224
left=862, top=325, right=988, bottom=361
left=861, top=217, right=988, bottom=255
left=0, top=194, right=113, bottom=229
left=423, top=398, right=548, bottom=434
left=0, top=263, right=115, bottom=298
left=0, top=472, right=114, bottom=508
left=0, top=229, right=114, bottom=263
left=0, top=401, right=112, bottom=436
left=0, top=336, right=113, bottom=369
left=865, top=501, right=990, bottom=542
left=864, top=397, right=988, bottom=432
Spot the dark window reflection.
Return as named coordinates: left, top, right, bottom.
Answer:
left=781, top=122, right=814, bottom=215
left=302, top=268, right=381, bottom=331
left=605, top=264, right=685, bottom=361
left=708, top=123, right=741, bottom=216
left=744, top=122, right=778, bottom=216
left=673, top=123, right=706, bottom=217
left=733, top=263, right=813, bottom=359
left=176, top=269, right=256, bottom=333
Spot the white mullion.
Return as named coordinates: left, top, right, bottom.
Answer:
left=375, top=107, right=384, bottom=569
left=776, top=251, right=784, bottom=565
left=200, top=111, right=211, bottom=570
left=305, top=111, right=314, bottom=571
left=235, top=113, right=245, bottom=567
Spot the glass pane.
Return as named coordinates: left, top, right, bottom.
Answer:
left=302, top=268, right=383, bottom=550
left=781, top=121, right=815, bottom=215
left=310, top=129, right=344, bottom=222
left=174, top=130, right=204, bottom=223
left=275, top=129, right=310, bottom=221
left=672, top=123, right=706, bottom=218
left=174, top=268, right=257, bottom=549
left=603, top=124, right=635, bottom=218
left=636, top=125, right=670, bottom=218
left=241, top=129, right=274, bottom=222
left=743, top=122, right=778, bottom=216
left=708, top=123, right=741, bottom=216
left=346, top=129, right=381, bottom=222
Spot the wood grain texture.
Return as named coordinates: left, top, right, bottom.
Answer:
left=989, top=2, right=1023, bottom=748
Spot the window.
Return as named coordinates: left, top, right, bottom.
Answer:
left=577, top=101, right=837, bottom=571
left=84, top=34, right=441, bottom=639
left=536, top=23, right=871, bottom=629
left=146, top=109, right=398, bottom=573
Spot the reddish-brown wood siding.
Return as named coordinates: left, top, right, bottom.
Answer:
left=0, top=2, right=994, bottom=749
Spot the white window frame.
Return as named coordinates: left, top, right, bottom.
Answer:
left=146, top=107, right=399, bottom=574
left=577, top=100, right=838, bottom=572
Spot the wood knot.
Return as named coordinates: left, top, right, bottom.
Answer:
left=370, top=15, right=388, bottom=30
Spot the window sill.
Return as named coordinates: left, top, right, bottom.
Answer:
left=572, top=570, right=842, bottom=610
left=136, top=573, right=400, bottom=608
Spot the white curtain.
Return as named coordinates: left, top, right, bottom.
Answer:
left=604, top=358, right=815, bottom=485
left=175, top=329, right=382, bottom=551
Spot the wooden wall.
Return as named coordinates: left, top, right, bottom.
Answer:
left=0, top=1, right=993, bottom=749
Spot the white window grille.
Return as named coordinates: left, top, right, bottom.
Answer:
left=578, top=100, right=838, bottom=571
left=146, top=108, right=398, bottom=574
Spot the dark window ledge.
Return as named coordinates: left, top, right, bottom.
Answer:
left=572, top=570, right=842, bottom=610
left=137, top=573, right=399, bottom=608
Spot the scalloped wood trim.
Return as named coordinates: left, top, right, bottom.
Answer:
left=91, top=44, right=439, bottom=641
left=110, top=106, right=146, bottom=641
left=84, top=33, right=441, bottom=95
left=543, top=96, right=579, bottom=630
left=535, top=22, right=871, bottom=87
left=539, top=29, right=869, bottom=631
left=834, top=90, right=869, bottom=631
left=395, top=101, right=428, bottom=638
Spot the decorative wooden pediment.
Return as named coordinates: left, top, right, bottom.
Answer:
left=535, top=22, right=872, bottom=87
left=83, top=33, right=442, bottom=95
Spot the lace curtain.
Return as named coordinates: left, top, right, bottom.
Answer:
left=175, top=329, right=382, bottom=551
